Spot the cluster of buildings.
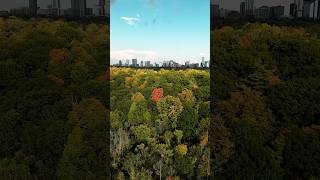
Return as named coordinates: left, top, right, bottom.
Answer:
left=212, top=0, right=320, bottom=20
left=0, top=0, right=109, bottom=17
left=114, top=58, right=210, bottom=69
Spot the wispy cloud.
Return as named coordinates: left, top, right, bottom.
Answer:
left=121, top=16, right=141, bottom=25
left=111, top=49, right=158, bottom=61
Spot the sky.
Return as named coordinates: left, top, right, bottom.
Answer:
left=110, top=0, right=210, bottom=65
left=212, top=0, right=296, bottom=16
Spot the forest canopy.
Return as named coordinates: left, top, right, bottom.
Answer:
left=211, top=23, right=320, bottom=179
left=110, top=68, right=210, bottom=179
left=0, top=17, right=109, bottom=179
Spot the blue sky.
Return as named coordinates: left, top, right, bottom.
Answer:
left=111, top=0, right=210, bottom=64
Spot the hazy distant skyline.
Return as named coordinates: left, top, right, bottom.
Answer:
left=0, top=0, right=97, bottom=11
left=212, top=0, right=294, bottom=16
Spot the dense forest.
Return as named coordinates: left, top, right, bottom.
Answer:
left=110, top=68, right=210, bottom=179
left=1, top=17, right=320, bottom=180
left=211, top=23, right=320, bottom=179
left=0, top=17, right=109, bottom=179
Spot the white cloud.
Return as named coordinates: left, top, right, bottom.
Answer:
left=111, top=49, right=158, bottom=61
left=121, top=16, right=140, bottom=25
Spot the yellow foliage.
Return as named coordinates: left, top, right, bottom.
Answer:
left=138, top=80, right=148, bottom=89
left=178, top=89, right=195, bottom=103
left=176, top=144, right=188, bottom=156
left=131, top=92, right=145, bottom=102
left=49, top=48, right=70, bottom=65
left=200, top=132, right=208, bottom=146
left=125, top=77, right=133, bottom=88
left=220, top=26, right=234, bottom=33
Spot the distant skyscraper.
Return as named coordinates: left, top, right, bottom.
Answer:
left=119, top=60, right=122, bottom=66
left=29, top=0, right=37, bottom=16
left=55, top=0, right=61, bottom=14
left=212, top=4, right=220, bottom=18
left=205, top=61, right=209, bottom=68
left=240, top=2, right=246, bottom=16
left=303, top=1, right=312, bottom=18
left=140, top=61, right=144, bottom=67
left=105, top=0, right=109, bottom=16
left=185, top=61, right=190, bottom=67
left=145, top=61, right=151, bottom=67
left=245, top=0, right=254, bottom=16
left=297, top=0, right=304, bottom=17
left=132, top=59, right=137, bottom=67
left=318, top=0, right=320, bottom=20
left=71, top=0, right=86, bottom=17
left=270, top=6, right=285, bottom=19
left=97, top=0, right=107, bottom=16
left=201, top=57, right=206, bottom=68
left=255, top=6, right=270, bottom=19
left=290, top=3, right=297, bottom=17
left=52, top=0, right=60, bottom=9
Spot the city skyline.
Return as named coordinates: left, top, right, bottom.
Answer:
left=212, top=0, right=320, bottom=19
left=212, top=0, right=294, bottom=16
left=111, top=57, right=210, bottom=65
left=111, top=0, right=210, bottom=65
left=113, top=58, right=210, bottom=69
left=0, top=0, right=108, bottom=17
left=0, top=0, right=98, bottom=12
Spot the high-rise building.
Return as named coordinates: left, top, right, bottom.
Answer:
left=53, top=0, right=61, bottom=15
left=140, top=61, right=144, bottom=67
left=52, top=0, right=60, bottom=9
left=145, top=61, right=151, bottom=67
left=270, top=6, right=285, bottom=19
left=201, top=57, right=205, bottom=68
left=185, top=61, right=190, bottom=67
left=97, top=0, right=108, bottom=16
left=318, top=0, right=320, bottom=20
left=303, top=1, right=312, bottom=18
left=245, top=0, right=254, bottom=16
left=212, top=4, right=220, bottom=18
left=240, top=2, right=246, bottom=16
left=290, top=3, right=297, bottom=17
left=255, top=6, right=270, bottom=19
left=71, top=0, right=87, bottom=17
left=303, top=0, right=319, bottom=19
left=119, top=60, right=122, bottom=66
left=125, top=60, right=129, bottom=66
left=105, top=0, right=110, bottom=16
left=29, top=0, right=37, bottom=16
left=296, top=0, right=304, bottom=17
left=132, top=59, right=138, bottom=67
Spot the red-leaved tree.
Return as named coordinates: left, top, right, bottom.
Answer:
left=151, top=88, right=163, bottom=102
